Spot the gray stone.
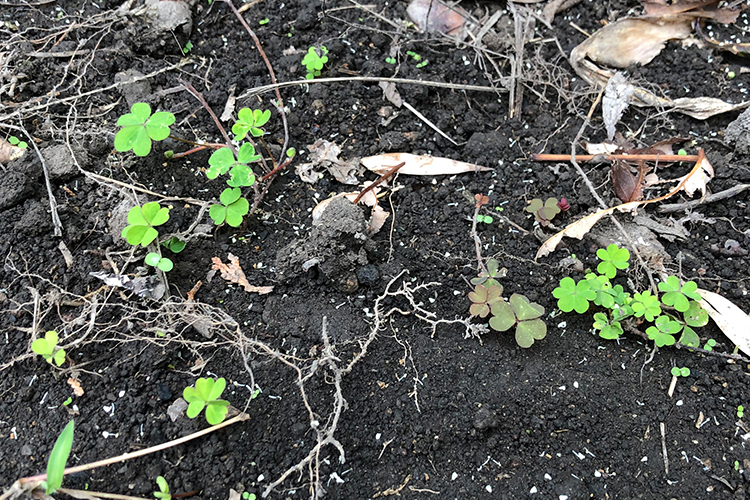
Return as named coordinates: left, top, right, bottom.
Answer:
left=41, top=144, right=87, bottom=181
left=114, top=69, right=152, bottom=108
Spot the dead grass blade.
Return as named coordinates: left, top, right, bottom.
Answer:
left=536, top=149, right=713, bottom=258
left=361, top=153, right=489, bottom=176
left=211, top=254, right=273, bottom=294
left=697, top=289, right=750, bottom=357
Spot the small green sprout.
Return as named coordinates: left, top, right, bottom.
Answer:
left=646, top=315, right=682, bottom=347
left=596, top=243, right=630, bottom=279
left=677, top=149, right=687, bottom=156
left=286, top=147, right=296, bottom=158
left=154, top=476, right=171, bottom=500
left=476, top=214, right=493, bottom=224
left=62, top=397, right=72, bottom=406
left=121, top=202, right=170, bottom=247
left=8, top=135, right=28, bottom=149
left=489, top=294, right=547, bottom=348
left=232, top=108, right=271, bottom=141
left=32, top=330, right=66, bottom=366
left=657, top=276, right=701, bottom=312
left=182, top=41, right=193, bottom=54
left=631, top=291, right=662, bottom=322
left=301, top=46, right=328, bottom=80
left=183, top=377, right=230, bottom=425
left=115, top=103, right=175, bottom=157
left=735, top=461, right=741, bottom=471
left=207, top=144, right=259, bottom=187
left=727, top=71, right=736, bottom=79
left=258, top=17, right=269, bottom=25
left=45, top=420, right=74, bottom=494
left=468, top=284, right=503, bottom=318
left=553, top=277, right=596, bottom=314
left=416, top=60, right=428, bottom=68
left=670, top=366, right=690, bottom=377
left=242, top=493, right=256, bottom=500
left=162, top=237, right=186, bottom=253
left=471, top=258, right=504, bottom=288
left=145, top=252, right=174, bottom=272
left=385, top=57, right=396, bottom=64
left=525, top=197, right=561, bottom=226
left=209, top=187, right=249, bottom=227
left=592, top=312, right=623, bottom=339
left=406, top=50, right=422, bottom=61
left=703, top=338, right=717, bottom=351
left=738, top=405, right=745, bottom=418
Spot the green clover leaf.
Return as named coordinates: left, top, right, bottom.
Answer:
left=207, top=144, right=258, bottom=187
left=631, top=290, right=662, bottom=322
left=469, top=284, right=503, bottom=318
left=209, top=187, right=250, bottom=227
left=489, top=294, right=546, bottom=348
left=658, top=276, right=700, bottom=312
left=596, top=244, right=630, bottom=279
left=121, top=202, right=170, bottom=247
left=232, top=108, right=271, bottom=141
left=115, top=103, right=175, bottom=157
left=183, top=377, right=230, bottom=425
left=553, top=277, right=596, bottom=314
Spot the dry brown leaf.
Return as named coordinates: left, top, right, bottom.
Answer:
left=361, top=153, right=489, bottom=176
left=406, top=0, right=469, bottom=35
left=211, top=253, right=273, bottom=294
left=611, top=159, right=646, bottom=203
left=536, top=150, right=713, bottom=258
left=697, top=288, right=750, bottom=357
left=67, top=377, right=84, bottom=397
left=297, top=139, right=361, bottom=185
left=642, top=0, right=740, bottom=24
left=379, top=81, right=402, bottom=108
left=0, top=137, right=27, bottom=163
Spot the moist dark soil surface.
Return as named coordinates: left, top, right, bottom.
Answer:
left=1, top=0, right=750, bottom=499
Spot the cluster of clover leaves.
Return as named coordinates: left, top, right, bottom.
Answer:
left=551, top=244, right=709, bottom=347
left=469, top=259, right=547, bottom=348
left=113, top=103, right=275, bottom=272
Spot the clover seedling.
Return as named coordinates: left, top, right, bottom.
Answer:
left=45, top=420, right=74, bottom=494
left=302, top=46, right=328, bottom=79
left=145, top=252, right=174, bottom=272
left=210, top=187, right=250, bottom=227
left=553, top=277, right=596, bottom=314
left=596, top=243, right=630, bottom=278
left=525, top=197, right=561, bottom=226
left=471, top=258, right=504, bottom=288
left=476, top=214, right=493, bottom=224
left=8, top=135, right=28, bottom=149
left=241, top=493, right=256, bottom=500
left=232, top=108, right=271, bottom=141
left=115, top=103, right=175, bottom=156
left=32, top=330, right=66, bottom=366
left=183, top=377, right=230, bottom=425
left=646, top=315, right=682, bottom=347
left=489, top=294, right=547, bottom=348
left=703, top=338, right=717, bottom=351
left=162, top=237, right=186, bottom=253
left=657, top=276, right=701, bottom=312
left=592, top=312, right=623, bottom=339
left=154, top=476, right=171, bottom=500
left=122, top=202, right=170, bottom=247
left=207, top=143, right=260, bottom=187
left=631, top=290, right=662, bottom=322
left=738, top=405, right=745, bottom=418
left=468, top=284, right=503, bottom=318
left=671, top=366, right=690, bottom=377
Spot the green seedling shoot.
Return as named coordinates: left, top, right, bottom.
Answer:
left=385, top=57, right=396, bottom=64
left=182, top=41, right=193, bottom=54
left=553, top=277, right=596, bottom=314
left=121, top=202, right=170, bottom=247
left=207, top=143, right=260, bottom=187
left=596, top=243, right=630, bottom=279
left=32, top=330, right=66, bottom=366
left=703, top=338, right=717, bottom=351
left=489, top=294, right=547, bottom=348
left=209, top=187, right=250, bottom=227
left=183, top=377, right=230, bottom=425
left=476, top=214, right=493, bottom=224
left=63, top=397, right=73, bottom=406
left=241, top=493, right=256, bottom=500
left=115, top=103, right=175, bottom=157
left=145, top=252, right=174, bottom=272
left=301, top=46, right=328, bottom=80
left=657, top=275, right=701, bottom=312
left=8, top=135, right=28, bottom=149
left=671, top=366, right=690, bottom=377
left=45, top=420, right=74, bottom=494
left=259, top=17, right=269, bottom=25
left=154, top=476, right=171, bottom=500
left=162, top=237, right=186, bottom=253
left=525, top=197, right=561, bottom=226
left=232, top=108, right=271, bottom=141
left=471, top=258, right=504, bottom=288
left=738, top=405, right=745, bottom=418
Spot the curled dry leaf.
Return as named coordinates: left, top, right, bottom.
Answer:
left=67, top=377, right=84, bottom=397
left=536, top=149, right=713, bottom=258
left=312, top=186, right=388, bottom=235
left=211, top=253, right=273, bottom=294
left=611, top=159, right=646, bottom=203
left=697, top=288, right=750, bottom=357
left=642, top=0, right=740, bottom=25
left=361, top=153, right=489, bottom=176
left=407, top=0, right=470, bottom=35
left=296, top=139, right=361, bottom=185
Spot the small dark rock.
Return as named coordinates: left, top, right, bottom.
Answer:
left=473, top=407, right=498, bottom=430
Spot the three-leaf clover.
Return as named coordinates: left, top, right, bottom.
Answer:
left=525, top=197, right=561, bottom=225
left=468, top=284, right=503, bottom=318
left=592, top=312, right=623, bottom=339
left=45, top=420, right=74, bottom=494
left=121, top=202, right=170, bottom=247
left=115, top=103, right=175, bottom=156
left=162, top=237, right=186, bottom=254
left=585, top=273, right=615, bottom=308
left=209, top=187, right=250, bottom=227
left=207, top=143, right=259, bottom=187
left=553, top=277, right=596, bottom=314
left=646, top=315, right=682, bottom=347
left=596, top=243, right=630, bottom=279
left=301, top=46, right=328, bottom=79
left=658, top=276, right=701, bottom=312
left=631, top=291, right=662, bottom=322
left=154, top=476, right=171, bottom=500
left=145, top=252, right=174, bottom=272
left=183, top=377, right=230, bottom=425
left=471, top=258, right=504, bottom=288
left=32, top=330, right=66, bottom=366
left=670, top=366, right=690, bottom=377
left=232, top=108, right=271, bottom=141
left=489, top=294, right=547, bottom=348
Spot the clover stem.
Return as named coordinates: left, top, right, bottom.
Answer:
left=470, top=201, right=490, bottom=278
left=180, top=81, right=236, bottom=158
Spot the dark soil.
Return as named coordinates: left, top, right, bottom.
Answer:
left=1, top=0, right=750, bottom=499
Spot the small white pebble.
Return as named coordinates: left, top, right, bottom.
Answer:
left=573, top=381, right=579, bottom=389
left=558, top=385, right=566, bottom=390
left=257, top=474, right=264, bottom=482
left=118, top=390, right=125, bottom=398
left=560, top=496, right=569, bottom=500
left=485, top=485, right=492, bottom=493
left=594, top=470, right=602, bottom=478
left=642, top=456, right=648, bottom=462
left=558, top=321, right=567, bottom=328
left=451, top=472, right=458, bottom=481
left=544, top=473, right=552, bottom=480
left=530, top=486, right=538, bottom=494
left=677, top=400, right=684, bottom=406
left=375, top=433, right=381, bottom=440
